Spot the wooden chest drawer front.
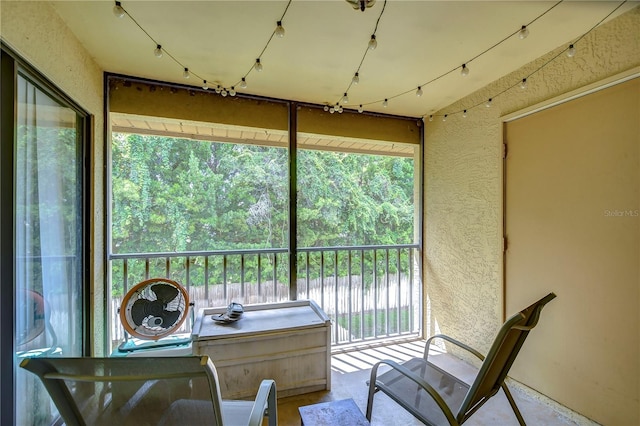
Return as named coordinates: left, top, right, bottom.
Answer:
left=214, top=349, right=328, bottom=399
left=196, top=327, right=327, bottom=359
left=194, top=328, right=329, bottom=399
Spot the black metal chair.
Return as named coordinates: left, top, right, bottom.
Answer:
left=366, top=293, right=556, bottom=425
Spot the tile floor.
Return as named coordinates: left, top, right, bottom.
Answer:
left=275, top=339, right=593, bottom=425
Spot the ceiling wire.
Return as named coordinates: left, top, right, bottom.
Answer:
left=435, top=0, right=629, bottom=119
left=117, top=3, right=205, bottom=82
left=336, top=0, right=388, bottom=106
left=112, top=0, right=630, bottom=118
left=358, top=0, right=566, bottom=109
left=237, top=0, right=293, bottom=87
left=114, top=0, right=293, bottom=92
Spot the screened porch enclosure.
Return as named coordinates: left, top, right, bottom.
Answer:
left=107, top=76, right=423, bottom=352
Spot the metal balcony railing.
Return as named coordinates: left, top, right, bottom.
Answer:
left=108, top=244, right=421, bottom=349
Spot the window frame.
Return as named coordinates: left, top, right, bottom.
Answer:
left=0, top=43, right=92, bottom=426
left=105, top=74, right=423, bottom=351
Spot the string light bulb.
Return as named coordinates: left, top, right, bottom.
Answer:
left=215, top=85, right=222, bottom=94
left=442, top=114, right=447, bottom=122
left=416, top=86, right=423, bottom=97
left=368, top=34, right=377, bottom=50
left=358, top=105, right=363, bottom=113
left=202, top=80, right=209, bottom=90
left=461, top=64, right=469, bottom=77
left=382, top=98, right=388, bottom=108
left=324, top=105, right=329, bottom=112
left=104, top=0, right=602, bottom=132
left=330, top=106, right=335, bottom=114
left=221, top=88, right=228, bottom=97
left=342, top=93, right=349, bottom=104
left=113, top=1, right=125, bottom=18
left=229, top=87, right=236, bottom=97
left=463, top=109, right=468, bottom=118
left=240, top=77, right=247, bottom=89
left=337, top=104, right=344, bottom=113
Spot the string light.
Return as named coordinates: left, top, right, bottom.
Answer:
left=368, top=34, right=377, bottom=50
left=332, top=0, right=386, bottom=110
left=463, top=109, right=467, bottom=118
left=110, top=0, right=622, bottom=119
left=324, top=105, right=329, bottom=112
left=329, top=105, right=342, bottom=113
left=113, top=1, right=125, bottom=18
left=342, top=93, right=349, bottom=104
left=415, top=0, right=566, bottom=118
left=275, top=21, right=285, bottom=38
left=519, top=25, right=529, bottom=39
left=229, top=87, right=236, bottom=96
left=358, top=1, right=585, bottom=116
left=358, top=105, right=364, bottom=113
left=442, top=114, right=447, bottom=122
left=428, top=1, right=627, bottom=122
left=237, top=0, right=292, bottom=90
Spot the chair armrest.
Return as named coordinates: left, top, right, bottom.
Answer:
left=248, top=379, right=277, bottom=426
left=425, top=334, right=485, bottom=362
left=368, top=359, right=457, bottom=425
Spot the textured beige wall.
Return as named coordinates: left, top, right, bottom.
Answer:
left=424, top=2, right=639, bottom=412
left=1, top=1, right=106, bottom=355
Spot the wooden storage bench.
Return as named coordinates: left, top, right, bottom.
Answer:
left=191, top=300, right=331, bottom=399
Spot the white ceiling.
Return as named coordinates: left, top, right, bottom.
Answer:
left=50, top=0, right=636, bottom=118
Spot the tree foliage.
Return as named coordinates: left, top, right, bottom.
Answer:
left=111, top=133, right=415, bottom=254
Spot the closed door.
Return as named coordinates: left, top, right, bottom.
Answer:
left=503, top=77, right=639, bottom=425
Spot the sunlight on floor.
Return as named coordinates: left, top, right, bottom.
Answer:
left=276, top=339, right=585, bottom=426
left=331, top=339, right=446, bottom=374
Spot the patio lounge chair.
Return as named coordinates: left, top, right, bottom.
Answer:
left=20, top=355, right=277, bottom=426
left=366, top=292, right=556, bottom=425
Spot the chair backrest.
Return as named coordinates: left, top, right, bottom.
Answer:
left=20, top=355, right=224, bottom=426
left=458, top=292, right=556, bottom=420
